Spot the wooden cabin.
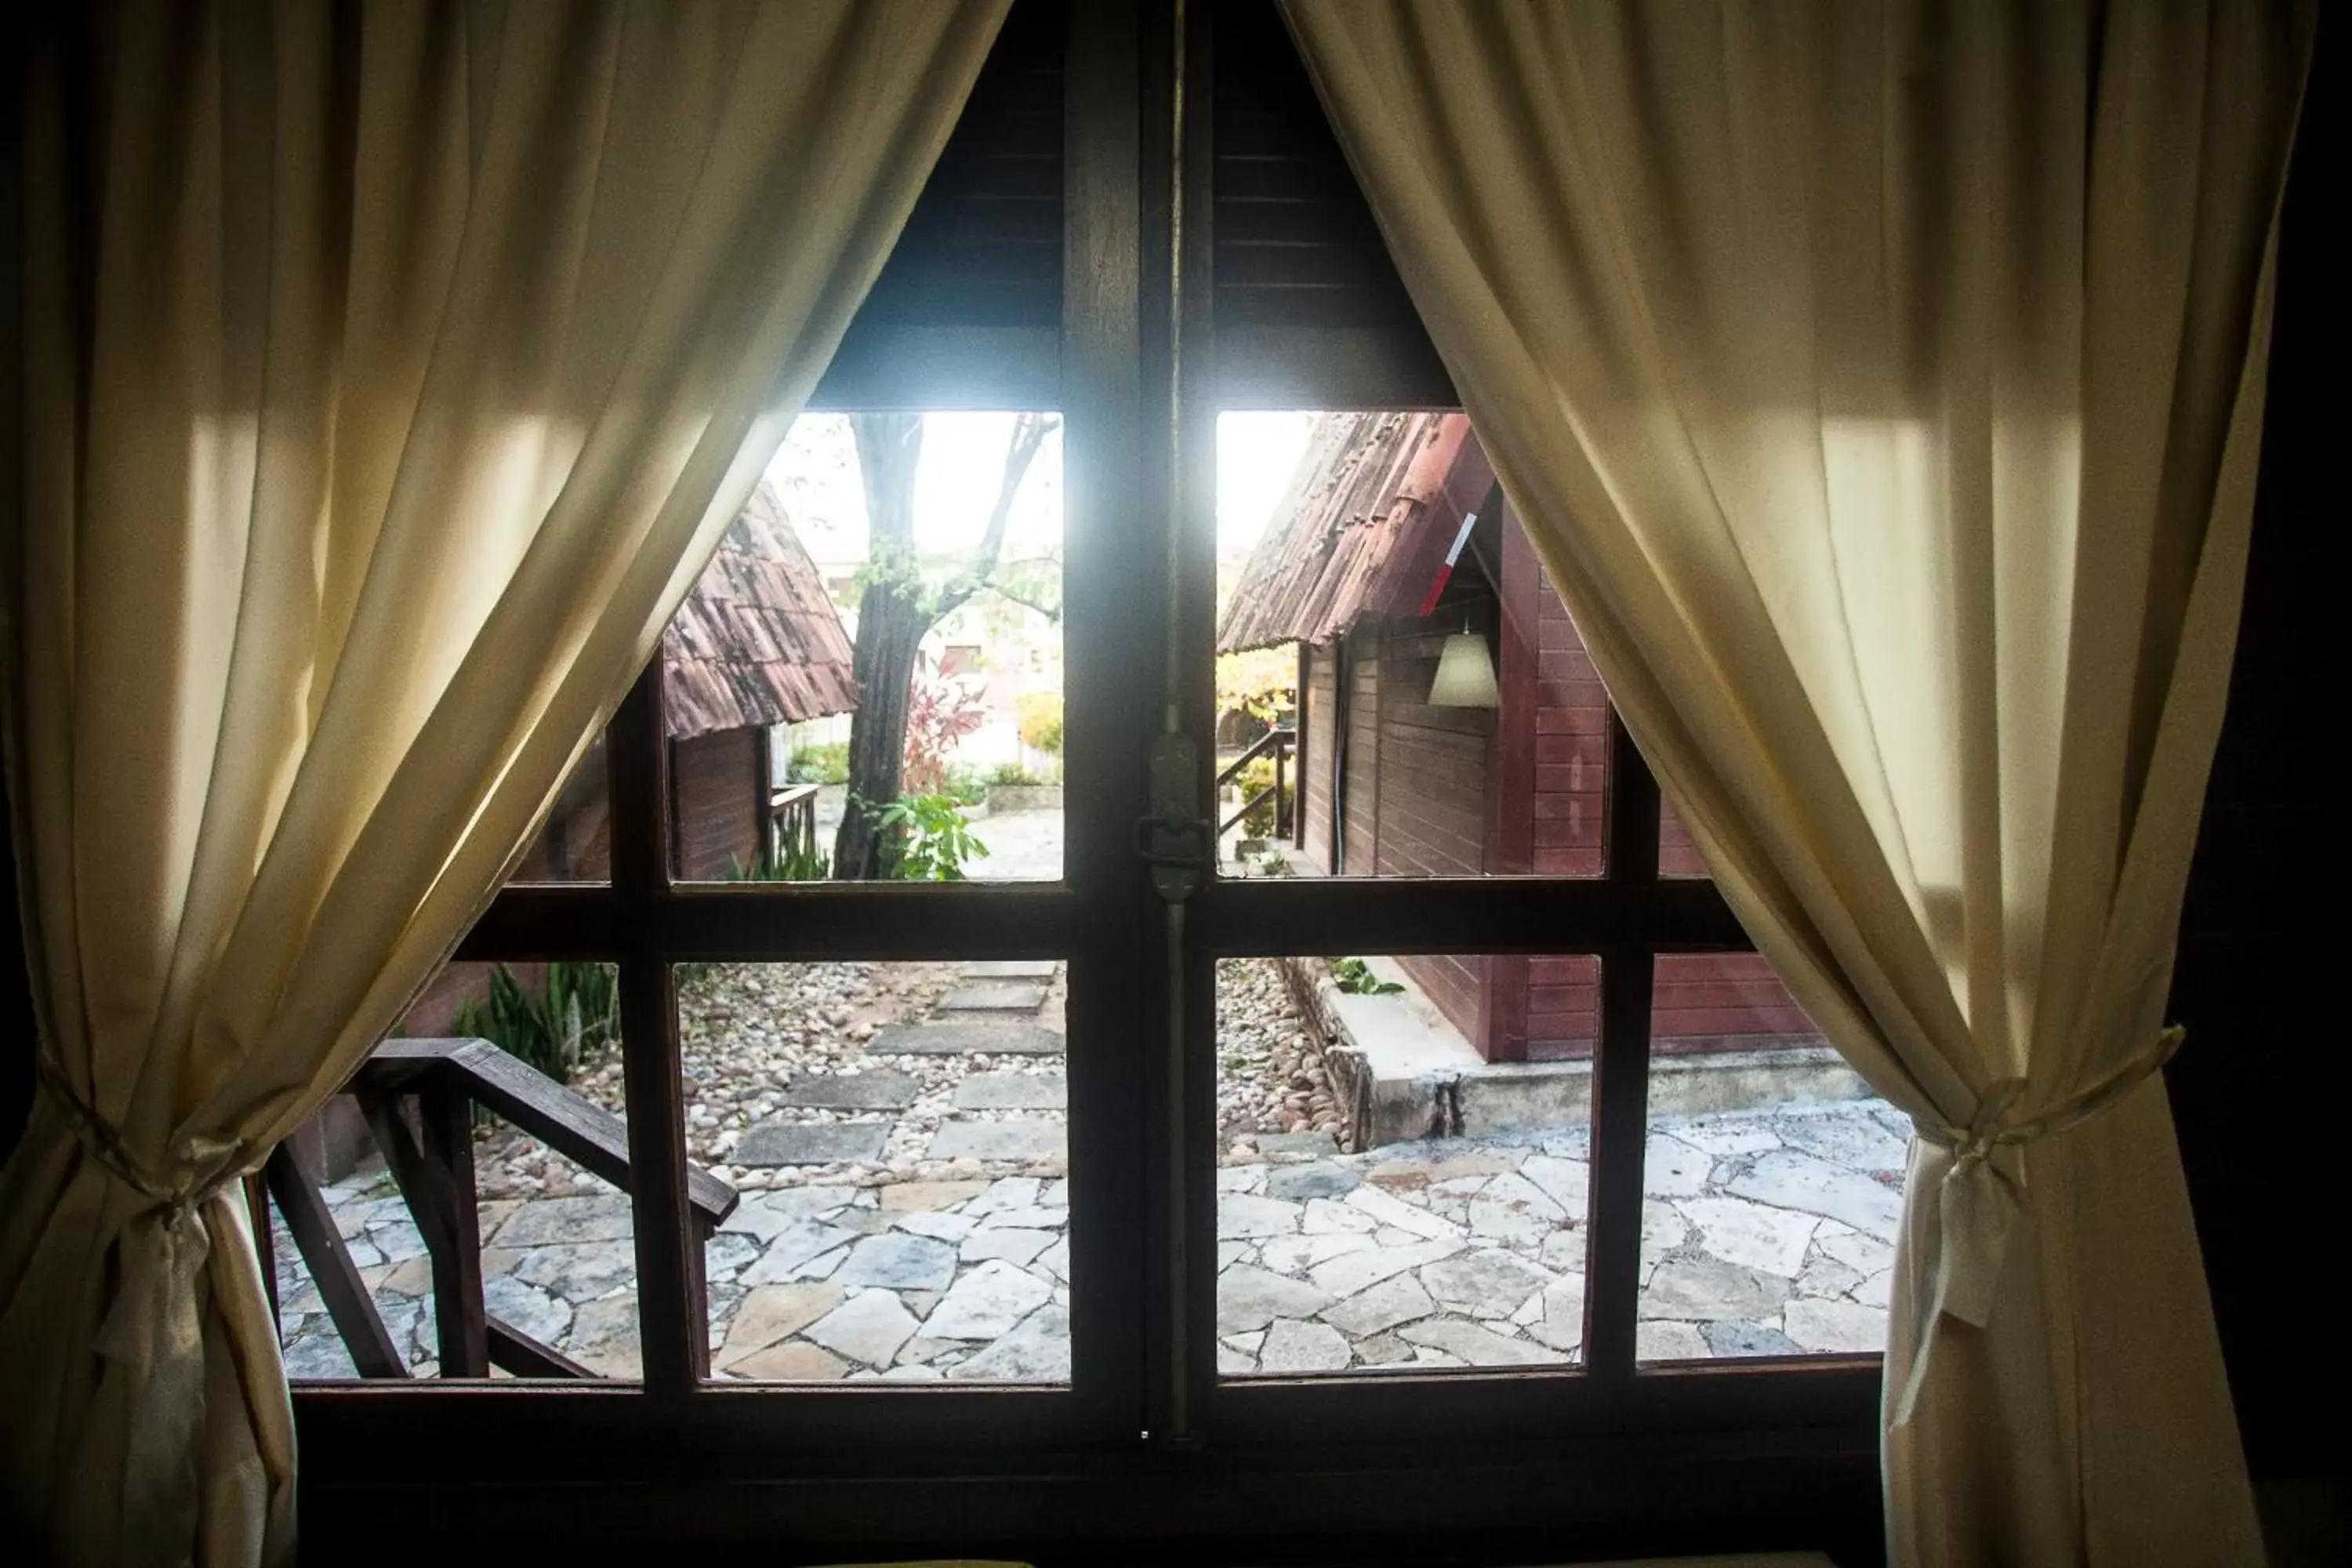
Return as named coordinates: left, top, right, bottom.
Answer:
left=1221, top=413, right=1817, bottom=1063
left=400, top=483, right=857, bottom=1046
left=514, top=478, right=859, bottom=887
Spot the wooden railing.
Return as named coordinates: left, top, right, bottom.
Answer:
left=766, top=782, right=822, bottom=866
left=254, top=1036, right=738, bottom=1379
left=1215, top=726, right=1296, bottom=839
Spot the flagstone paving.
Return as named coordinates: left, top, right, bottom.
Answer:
left=270, top=955, right=1906, bottom=1382
left=272, top=1096, right=1904, bottom=1384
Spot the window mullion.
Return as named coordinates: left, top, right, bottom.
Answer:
left=610, top=661, right=705, bottom=1393
left=1585, top=713, right=1664, bottom=1383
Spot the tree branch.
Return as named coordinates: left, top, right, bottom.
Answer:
left=932, top=412, right=1055, bottom=623
left=982, top=580, right=1062, bottom=623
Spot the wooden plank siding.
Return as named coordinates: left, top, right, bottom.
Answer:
left=1300, top=643, right=1340, bottom=873
left=1292, top=499, right=1822, bottom=1064
left=670, top=728, right=763, bottom=883
left=1341, top=630, right=1381, bottom=873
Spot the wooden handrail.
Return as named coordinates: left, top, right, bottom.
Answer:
left=361, top=1038, right=737, bottom=1225
left=1216, top=727, right=1296, bottom=839
left=261, top=1035, right=739, bottom=1381
left=1212, top=725, right=1295, bottom=791
left=765, top=782, right=822, bottom=866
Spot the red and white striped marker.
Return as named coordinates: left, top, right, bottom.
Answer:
left=1417, top=510, right=1479, bottom=618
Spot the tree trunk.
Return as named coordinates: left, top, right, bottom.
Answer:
left=833, top=414, right=925, bottom=879
left=830, top=411, right=1058, bottom=879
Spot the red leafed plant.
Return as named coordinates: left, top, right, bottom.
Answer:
left=901, top=656, right=989, bottom=793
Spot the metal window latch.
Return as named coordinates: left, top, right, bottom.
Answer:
left=1139, top=734, right=1209, bottom=902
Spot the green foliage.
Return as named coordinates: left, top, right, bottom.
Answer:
left=902, top=662, right=989, bottom=793
left=1254, top=847, right=1293, bottom=877
left=1234, top=755, right=1279, bottom=838
left=1015, top=690, right=1064, bottom=754
left=452, top=962, right=619, bottom=1084
left=940, top=763, right=993, bottom=807
left=851, top=534, right=931, bottom=612
left=872, top=791, right=989, bottom=881
left=724, top=837, right=832, bottom=882
left=787, top=740, right=849, bottom=785
left=1217, top=645, right=1296, bottom=727
left=985, top=759, right=1056, bottom=787
left=1331, top=957, right=1403, bottom=996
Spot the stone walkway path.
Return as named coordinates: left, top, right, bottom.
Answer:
left=274, top=952, right=1906, bottom=1382
left=1211, top=1099, right=1904, bottom=1374
left=273, top=1094, right=1904, bottom=1382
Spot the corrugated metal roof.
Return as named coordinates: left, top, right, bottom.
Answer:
left=1216, top=412, right=1474, bottom=652
left=661, top=481, right=860, bottom=739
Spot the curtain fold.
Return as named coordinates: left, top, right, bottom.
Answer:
left=1281, top=2, right=2310, bottom=1562
left=0, top=2, right=1008, bottom=1562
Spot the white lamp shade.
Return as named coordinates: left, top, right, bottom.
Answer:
left=1428, top=631, right=1499, bottom=707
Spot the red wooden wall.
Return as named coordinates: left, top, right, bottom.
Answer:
left=1287, top=502, right=1820, bottom=1064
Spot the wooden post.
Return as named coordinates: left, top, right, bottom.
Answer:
left=419, top=1077, right=488, bottom=1377
left=263, top=1145, right=408, bottom=1378
left=1273, top=737, right=1289, bottom=840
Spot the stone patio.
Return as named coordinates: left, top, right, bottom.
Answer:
left=271, top=953, right=1905, bottom=1381
left=271, top=1094, right=1903, bottom=1381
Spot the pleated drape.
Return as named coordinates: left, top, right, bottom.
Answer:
left=1281, top=2, right=2310, bottom=1561
left=0, top=3, right=1007, bottom=1562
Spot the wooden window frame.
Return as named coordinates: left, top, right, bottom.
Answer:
left=292, top=3, right=1886, bottom=1556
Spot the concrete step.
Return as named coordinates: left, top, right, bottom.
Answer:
left=869, top=1022, right=1064, bottom=1056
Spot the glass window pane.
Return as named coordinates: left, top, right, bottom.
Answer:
left=1638, top=953, right=1904, bottom=1363
left=1215, top=956, right=1592, bottom=1377
left=670, top=412, right=1064, bottom=885
left=683, top=960, right=1072, bottom=1385
left=274, top=960, right=638, bottom=1381
left=1215, top=412, right=1606, bottom=881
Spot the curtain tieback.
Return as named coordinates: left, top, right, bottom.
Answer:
left=32, top=1055, right=248, bottom=1221
left=1890, top=1025, right=2185, bottom=1425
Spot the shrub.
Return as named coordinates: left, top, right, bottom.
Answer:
left=1216, top=645, right=1296, bottom=728
left=903, top=662, right=989, bottom=793
left=724, top=838, right=831, bottom=882
left=940, top=762, right=992, bottom=807
left=452, top=961, right=619, bottom=1084
left=874, top=791, right=989, bottom=881
left=1331, top=957, right=1403, bottom=996
left=1232, top=755, right=1279, bottom=838
left=788, top=740, right=849, bottom=785
left=1015, top=690, right=1063, bottom=754
left=985, top=760, right=1055, bottom=787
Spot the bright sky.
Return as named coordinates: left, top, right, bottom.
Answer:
left=1217, top=411, right=1317, bottom=557
left=764, top=408, right=1318, bottom=572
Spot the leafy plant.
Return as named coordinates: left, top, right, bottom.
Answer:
left=1015, top=690, right=1064, bottom=754
left=1254, top=848, right=1293, bottom=877
left=724, top=837, right=831, bottom=882
left=1216, top=645, right=1296, bottom=728
left=940, top=762, right=992, bottom=807
left=902, top=659, right=989, bottom=793
left=1331, top=957, right=1403, bottom=996
left=1232, top=755, right=1280, bottom=838
left=985, top=760, right=1055, bottom=787
left=787, top=739, right=850, bottom=785
left=873, top=791, right=989, bottom=881
left=452, top=961, right=619, bottom=1084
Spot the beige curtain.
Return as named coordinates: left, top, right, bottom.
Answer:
left=1283, top=2, right=2309, bottom=1563
left=0, top=2, right=1007, bottom=1562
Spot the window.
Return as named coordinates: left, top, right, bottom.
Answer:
left=282, top=2, right=1883, bottom=1552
